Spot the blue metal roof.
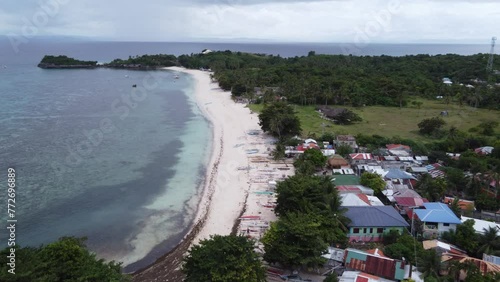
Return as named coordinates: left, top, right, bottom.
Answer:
left=414, top=203, right=462, bottom=224
left=345, top=206, right=409, bottom=228
left=384, top=169, right=416, bottom=180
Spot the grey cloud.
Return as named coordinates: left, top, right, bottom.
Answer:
left=0, top=0, right=498, bottom=43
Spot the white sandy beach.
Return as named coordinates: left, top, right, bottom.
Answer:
left=133, top=67, right=294, bottom=281
left=168, top=66, right=293, bottom=244
left=168, top=67, right=261, bottom=243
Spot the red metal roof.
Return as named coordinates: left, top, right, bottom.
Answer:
left=394, top=196, right=428, bottom=207
left=349, top=153, right=373, bottom=160
left=356, top=277, right=369, bottom=282
left=336, top=185, right=362, bottom=193
left=345, top=249, right=405, bottom=280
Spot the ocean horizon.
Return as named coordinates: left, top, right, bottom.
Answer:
left=0, top=39, right=496, bottom=272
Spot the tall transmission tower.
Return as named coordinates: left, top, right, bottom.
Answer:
left=487, top=36, right=496, bottom=72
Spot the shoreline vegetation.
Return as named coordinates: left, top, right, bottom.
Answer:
left=38, top=54, right=177, bottom=69
left=33, top=51, right=500, bottom=281
left=39, top=51, right=500, bottom=111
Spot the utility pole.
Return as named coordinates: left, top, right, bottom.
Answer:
left=487, top=37, right=497, bottom=72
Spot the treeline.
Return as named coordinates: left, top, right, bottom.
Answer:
left=40, top=55, right=97, bottom=66
left=0, top=237, right=129, bottom=281
left=107, top=54, right=177, bottom=67
left=40, top=51, right=500, bottom=108
left=178, top=51, right=500, bottom=109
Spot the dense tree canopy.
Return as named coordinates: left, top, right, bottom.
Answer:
left=442, top=219, right=478, bottom=255
left=418, top=117, right=446, bottom=136
left=414, top=174, right=447, bottom=202
left=264, top=175, right=349, bottom=269
left=275, top=175, right=341, bottom=217
left=384, top=233, right=423, bottom=266
left=44, top=51, right=500, bottom=109
left=293, top=149, right=328, bottom=175
left=39, top=55, right=97, bottom=66
left=0, top=237, right=129, bottom=282
left=335, top=144, right=353, bottom=158
left=182, top=235, right=266, bottom=282
left=258, top=102, right=302, bottom=138
left=262, top=213, right=328, bottom=269
left=417, top=249, right=441, bottom=280
left=107, top=54, right=177, bottom=67
left=359, top=172, right=386, bottom=195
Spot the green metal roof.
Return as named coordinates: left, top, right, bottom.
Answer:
left=332, top=174, right=360, bottom=186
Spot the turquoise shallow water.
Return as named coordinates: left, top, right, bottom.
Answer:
left=0, top=51, right=211, bottom=270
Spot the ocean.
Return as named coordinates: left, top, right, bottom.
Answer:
left=0, top=39, right=494, bottom=271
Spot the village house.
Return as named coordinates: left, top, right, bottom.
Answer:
left=344, top=206, right=409, bottom=243
left=332, top=175, right=361, bottom=186
left=443, top=197, right=475, bottom=213
left=394, top=196, right=428, bottom=216
left=348, top=153, right=374, bottom=166
left=461, top=216, right=500, bottom=235
left=439, top=253, right=500, bottom=279
left=327, top=155, right=350, bottom=169
left=336, top=185, right=374, bottom=196
left=340, top=193, right=384, bottom=207
left=385, top=144, right=411, bottom=152
left=422, top=239, right=467, bottom=256
left=384, top=185, right=423, bottom=202
left=338, top=271, right=395, bottom=282
left=383, top=168, right=417, bottom=187
left=335, top=135, right=358, bottom=151
left=343, top=248, right=407, bottom=281
left=413, top=203, right=462, bottom=239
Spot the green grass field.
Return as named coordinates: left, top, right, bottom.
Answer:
left=248, top=100, right=500, bottom=140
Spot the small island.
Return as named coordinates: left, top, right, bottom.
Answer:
left=38, top=54, right=178, bottom=70
left=38, top=55, right=98, bottom=69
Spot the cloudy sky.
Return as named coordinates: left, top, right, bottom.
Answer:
left=1, top=0, right=498, bottom=43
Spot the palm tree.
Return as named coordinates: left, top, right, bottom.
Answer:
left=470, top=87, right=483, bottom=108
left=417, top=249, right=441, bottom=280
left=450, top=197, right=462, bottom=218
left=477, top=226, right=500, bottom=256
left=270, top=116, right=283, bottom=140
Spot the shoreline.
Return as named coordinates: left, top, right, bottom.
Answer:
left=132, top=67, right=260, bottom=281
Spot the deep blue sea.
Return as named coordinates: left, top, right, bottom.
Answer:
left=0, top=39, right=494, bottom=271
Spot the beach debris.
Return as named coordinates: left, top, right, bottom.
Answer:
left=249, top=156, right=269, bottom=163
left=237, top=166, right=256, bottom=171
left=253, top=191, right=274, bottom=195
left=234, top=143, right=245, bottom=148
left=246, top=149, right=259, bottom=154
left=239, top=215, right=261, bottom=220
left=247, top=130, right=260, bottom=135
left=258, top=201, right=276, bottom=208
